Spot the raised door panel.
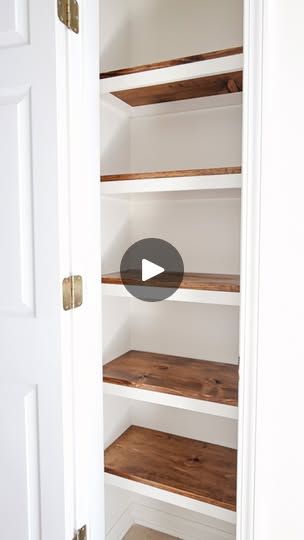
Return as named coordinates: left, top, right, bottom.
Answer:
left=0, top=88, right=35, bottom=315
left=0, top=384, right=40, bottom=540
left=0, top=0, right=29, bottom=47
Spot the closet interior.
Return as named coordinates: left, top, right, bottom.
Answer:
left=99, top=1, right=243, bottom=537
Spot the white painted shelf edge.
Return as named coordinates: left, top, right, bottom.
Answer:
left=101, top=173, right=242, bottom=195
left=104, top=473, right=236, bottom=524
left=132, top=503, right=236, bottom=540
left=101, top=90, right=242, bottom=117
left=102, top=284, right=240, bottom=306
left=103, top=382, right=238, bottom=419
left=100, top=54, right=243, bottom=95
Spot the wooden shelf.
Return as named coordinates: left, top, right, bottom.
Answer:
left=100, top=47, right=243, bottom=79
left=104, top=426, right=237, bottom=512
left=112, top=71, right=242, bottom=107
left=101, top=166, right=241, bottom=183
left=103, top=350, right=238, bottom=407
left=100, top=47, right=243, bottom=108
left=102, top=271, right=240, bottom=293
left=101, top=167, right=242, bottom=196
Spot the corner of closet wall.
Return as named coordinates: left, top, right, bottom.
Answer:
left=100, top=1, right=243, bottom=538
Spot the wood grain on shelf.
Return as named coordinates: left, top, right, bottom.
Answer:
left=104, top=425, right=237, bottom=511
left=101, top=166, right=242, bottom=183
left=103, top=350, right=238, bottom=406
left=102, top=271, right=240, bottom=293
left=100, top=47, right=243, bottom=79
left=111, top=71, right=243, bottom=107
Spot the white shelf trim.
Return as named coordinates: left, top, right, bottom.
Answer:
left=101, top=90, right=242, bottom=117
left=101, top=173, right=242, bottom=195
left=100, top=54, right=243, bottom=95
left=103, top=382, right=238, bottom=419
left=132, top=502, right=236, bottom=540
left=102, top=283, right=240, bottom=306
left=104, top=473, right=236, bottom=524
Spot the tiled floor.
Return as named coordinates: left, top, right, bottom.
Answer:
left=123, top=525, right=180, bottom=540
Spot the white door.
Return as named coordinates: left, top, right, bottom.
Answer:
left=0, top=1, right=103, bottom=539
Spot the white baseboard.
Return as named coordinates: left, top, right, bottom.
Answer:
left=106, top=502, right=236, bottom=540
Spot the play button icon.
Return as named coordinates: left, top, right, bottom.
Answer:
left=120, top=238, right=184, bottom=302
left=142, top=259, right=164, bottom=282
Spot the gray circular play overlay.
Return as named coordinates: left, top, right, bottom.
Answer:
left=120, top=238, right=184, bottom=302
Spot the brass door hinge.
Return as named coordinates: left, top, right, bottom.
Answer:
left=73, top=525, right=87, bottom=540
left=58, top=0, right=79, bottom=33
left=63, top=275, right=83, bottom=311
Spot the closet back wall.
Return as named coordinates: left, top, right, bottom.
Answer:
left=100, top=0, right=243, bottom=71
left=100, top=99, right=242, bottom=175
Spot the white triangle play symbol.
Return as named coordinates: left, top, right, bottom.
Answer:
left=142, top=259, right=165, bottom=282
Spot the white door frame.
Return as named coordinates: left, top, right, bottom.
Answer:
left=66, top=0, right=104, bottom=538
left=238, top=1, right=304, bottom=538
left=237, top=0, right=264, bottom=538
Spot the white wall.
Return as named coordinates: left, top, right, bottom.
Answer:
left=100, top=101, right=130, bottom=175
left=130, top=106, right=242, bottom=172
left=100, top=0, right=131, bottom=71
left=129, top=0, right=243, bottom=66
left=130, top=301, right=239, bottom=364
left=100, top=103, right=242, bottom=175
left=130, top=196, right=241, bottom=274
left=100, top=0, right=243, bottom=70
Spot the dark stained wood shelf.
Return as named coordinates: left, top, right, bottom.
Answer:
left=112, top=71, right=242, bottom=107
left=100, top=47, right=243, bottom=79
left=102, top=271, right=240, bottom=293
left=100, top=47, right=243, bottom=107
left=103, top=350, right=238, bottom=406
left=104, top=425, right=237, bottom=511
left=101, top=166, right=242, bottom=183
